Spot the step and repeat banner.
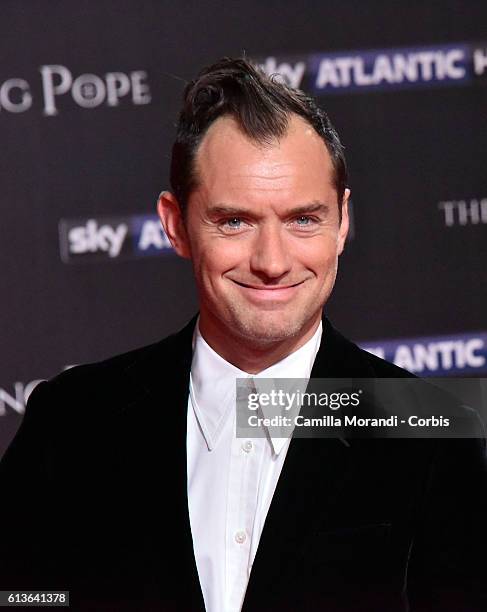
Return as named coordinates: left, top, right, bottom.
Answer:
left=1, top=1, right=486, bottom=457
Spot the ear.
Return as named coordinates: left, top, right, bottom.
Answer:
left=337, top=188, right=350, bottom=255
left=157, top=191, right=191, bottom=259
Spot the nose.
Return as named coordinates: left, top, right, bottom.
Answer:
left=249, top=223, right=292, bottom=281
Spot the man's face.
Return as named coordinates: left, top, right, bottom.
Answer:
left=163, top=114, right=349, bottom=347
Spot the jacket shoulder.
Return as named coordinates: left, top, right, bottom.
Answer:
left=324, top=320, right=415, bottom=378
left=39, top=338, right=163, bottom=395
left=357, top=347, right=416, bottom=378
left=26, top=325, right=190, bottom=420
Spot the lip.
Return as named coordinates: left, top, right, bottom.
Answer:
left=231, top=279, right=305, bottom=302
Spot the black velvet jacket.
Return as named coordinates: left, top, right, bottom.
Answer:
left=1, top=315, right=486, bottom=611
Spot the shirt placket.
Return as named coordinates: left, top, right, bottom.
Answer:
left=225, top=381, right=265, bottom=612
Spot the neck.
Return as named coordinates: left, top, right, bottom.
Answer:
left=198, top=312, right=321, bottom=374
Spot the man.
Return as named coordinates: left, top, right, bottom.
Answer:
left=0, top=58, right=486, bottom=611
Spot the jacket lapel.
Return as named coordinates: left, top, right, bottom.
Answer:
left=122, top=315, right=205, bottom=610
left=242, top=317, right=373, bottom=610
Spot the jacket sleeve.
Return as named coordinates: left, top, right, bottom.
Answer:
left=407, top=420, right=487, bottom=611
left=0, top=381, right=63, bottom=590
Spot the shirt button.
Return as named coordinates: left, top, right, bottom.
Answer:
left=242, top=440, right=253, bottom=453
left=235, top=530, right=247, bottom=544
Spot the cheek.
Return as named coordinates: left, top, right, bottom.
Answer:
left=294, top=237, right=339, bottom=273
left=192, top=239, right=245, bottom=285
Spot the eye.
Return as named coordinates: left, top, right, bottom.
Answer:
left=225, top=217, right=242, bottom=228
left=292, top=215, right=319, bottom=228
left=219, top=217, right=251, bottom=233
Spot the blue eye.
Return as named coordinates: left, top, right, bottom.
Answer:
left=225, top=218, right=242, bottom=228
left=296, top=216, right=311, bottom=225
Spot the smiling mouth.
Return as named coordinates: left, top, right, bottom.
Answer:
left=232, top=280, right=305, bottom=290
left=230, top=279, right=306, bottom=303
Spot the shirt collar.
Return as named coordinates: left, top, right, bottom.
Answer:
left=190, top=319, right=323, bottom=455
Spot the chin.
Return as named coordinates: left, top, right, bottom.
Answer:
left=230, top=311, right=309, bottom=346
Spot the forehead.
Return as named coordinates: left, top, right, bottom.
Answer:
left=193, top=114, right=335, bottom=201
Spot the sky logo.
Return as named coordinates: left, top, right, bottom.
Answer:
left=59, top=214, right=173, bottom=263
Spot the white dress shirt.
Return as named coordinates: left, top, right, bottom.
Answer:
left=187, top=320, right=322, bottom=612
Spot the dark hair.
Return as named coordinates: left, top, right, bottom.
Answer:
left=170, top=57, right=348, bottom=219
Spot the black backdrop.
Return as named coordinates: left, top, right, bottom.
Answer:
left=1, top=0, right=486, bottom=457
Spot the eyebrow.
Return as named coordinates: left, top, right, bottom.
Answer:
left=207, top=201, right=331, bottom=217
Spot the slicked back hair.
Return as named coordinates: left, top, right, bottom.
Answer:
left=170, top=57, right=348, bottom=221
